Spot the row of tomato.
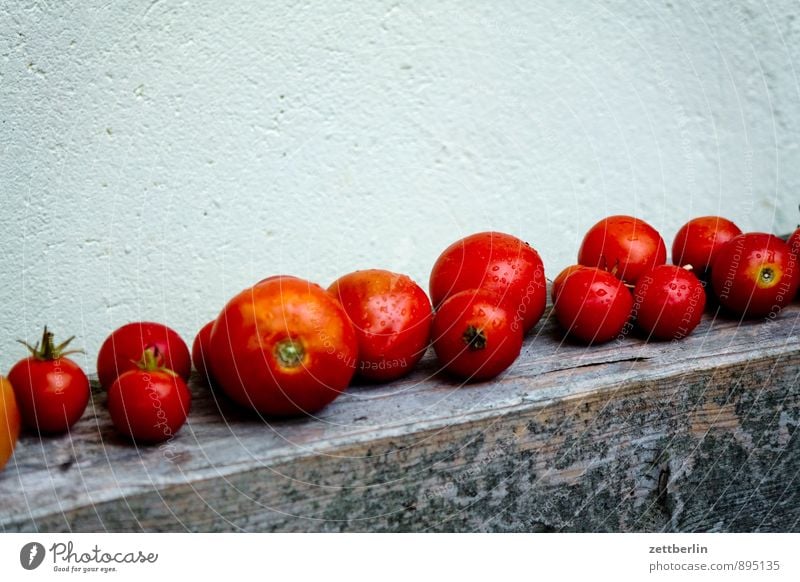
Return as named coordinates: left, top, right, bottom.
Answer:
left=1, top=215, right=799, bottom=472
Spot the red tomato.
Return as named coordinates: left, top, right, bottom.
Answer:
left=8, top=328, right=90, bottom=433
left=578, top=215, right=667, bottom=284
left=431, top=288, right=522, bottom=381
left=633, top=265, right=706, bottom=340
left=551, top=265, right=589, bottom=303
left=328, top=270, right=432, bottom=382
left=554, top=267, right=633, bottom=344
left=711, top=233, right=799, bottom=318
left=0, top=376, right=21, bottom=471
left=209, top=276, right=358, bottom=416
left=429, top=231, right=546, bottom=332
left=107, top=348, right=191, bottom=443
left=672, top=216, right=742, bottom=272
left=192, top=321, right=215, bottom=386
left=97, top=322, right=191, bottom=389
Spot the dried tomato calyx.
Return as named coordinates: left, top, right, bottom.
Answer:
left=275, top=338, right=305, bottom=368
left=462, top=325, right=487, bottom=351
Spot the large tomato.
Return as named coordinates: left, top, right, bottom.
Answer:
left=672, top=216, right=741, bottom=273
left=97, top=322, right=191, bottom=389
left=429, top=231, right=546, bottom=332
left=328, top=269, right=432, bottom=382
left=431, top=288, right=522, bottom=381
left=711, top=233, right=799, bottom=318
left=0, top=376, right=21, bottom=471
left=8, top=327, right=90, bottom=434
left=578, top=215, right=667, bottom=284
left=209, top=276, right=358, bottom=416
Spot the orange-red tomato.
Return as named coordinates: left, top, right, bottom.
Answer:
left=209, top=276, right=358, bottom=416
left=672, top=216, right=741, bottom=272
left=578, top=215, right=667, bottom=284
left=328, top=270, right=432, bottom=382
left=431, top=288, right=523, bottom=381
left=429, top=231, right=547, bottom=332
left=0, top=376, right=21, bottom=471
left=711, top=233, right=799, bottom=318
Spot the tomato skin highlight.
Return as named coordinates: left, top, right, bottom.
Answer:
left=578, top=215, right=667, bottom=284
left=711, top=232, right=800, bottom=318
left=209, top=276, right=358, bottom=416
left=192, top=321, right=215, bottom=386
left=633, top=265, right=706, bottom=341
left=432, top=288, right=523, bottom=382
left=108, top=369, right=190, bottom=444
left=429, top=231, right=547, bottom=332
left=97, top=322, right=191, bottom=389
left=8, top=356, right=90, bottom=434
left=328, top=269, right=432, bottom=382
left=672, top=216, right=742, bottom=273
left=0, top=376, right=21, bottom=471
left=554, top=267, right=634, bottom=344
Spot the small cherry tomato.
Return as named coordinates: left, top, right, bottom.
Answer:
left=97, top=322, right=191, bottom=389
left=554, top=267, right=633, bottom=344
left=578, top=215, right=667, bottom=284
left=430, top=231, right=547, bottom=332
left=328, top=269, right=432, bottom=382
left=0, top=376, right=21, bottom=472
left=192, top=321, right=215, bottom=386
left=107, top=348, right=191, bottom=443
left=8, top=327, right=90, bottom=434
left=633, top=265, right=706, bottom=340
left=672, top=216, right=742, bottom=272
left=431, top=288, right=523, bottom=381
left=209, top=275, right=358, bottom=416
left=551, top=265, right=589, bottom=303
left=711, top=232, right=799, bottom=318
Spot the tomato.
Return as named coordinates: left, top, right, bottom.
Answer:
left=554, top=267, right=633, bottom=344
left=328, top=270, right=432, bottom=382
left=672, top=216, right=742, bottom=272
left=8, top=327, right=90, bottom=434
left=551, top=265, right=589, bottom=303
left=107, top=348, right=191, bottom=443
left=209, top=276, right=358, bottom=416
left=578, top=215, right=667, bottom=284
left=633, top=265, right=706, bottom=340
left=431, top=288, right=522, bottom=381
left=789, top=228, right=800, bottom=258
left=97, top=322, right=191, bottom=389
left=429, top=231, right=546, bottom=332
left=711, top=233, right=799, bottom=318
left=0, top=376, right=21, bottom=472
left=192, top=321, right=215, bottom=386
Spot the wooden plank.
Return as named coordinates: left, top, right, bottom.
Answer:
left=1, top=303, right=798, bottom=532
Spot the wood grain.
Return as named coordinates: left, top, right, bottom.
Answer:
left=1, top=303, right=798, bottom=532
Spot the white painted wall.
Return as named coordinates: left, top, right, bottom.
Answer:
left=2, top=0, right=799, bottom=373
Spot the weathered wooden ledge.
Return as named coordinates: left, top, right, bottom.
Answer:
left=1, top=302, right=799, bottom=532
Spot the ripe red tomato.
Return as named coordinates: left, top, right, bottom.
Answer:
left=0, top=376, right=21, bottom=471
left=633, top=265, right=706, bottom=340
left=551, top=265, right=589, bottom=303
left=578, top=215, right=667, bottom=284
left=672, top=216, right=742, bottom=272
left=328, top=269, right=432, bottom=382
left=97, top=322, right=191, bottom=389
left=209, top=275, right=358, bottom=416
left=554, top=267, right=633, bottom=344
left=107, top=348, right=191, bottom=443
left=431, top=288, right=522, bottom=381
left=711, top=233, right=799, bottom=318
left=429, top=231, right=546, bottom=332
left=8, top=328, right=90, bottom=434
left=192, top=321, right=215, bottom=386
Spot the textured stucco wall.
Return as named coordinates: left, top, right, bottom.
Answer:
left=1, top=0, right=799, bottom=372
